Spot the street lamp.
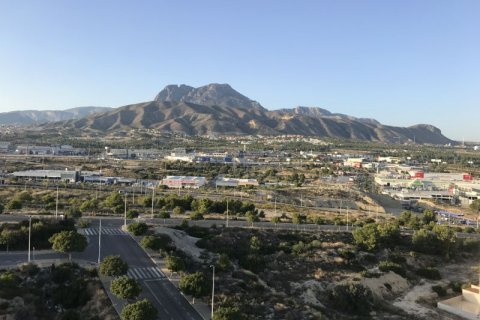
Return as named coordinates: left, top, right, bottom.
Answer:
left=124, top=193, right=127, bottom=228
left=210, top=264, right=215, bottom=319
left=28, top=216, right=32, bottom=262
left=98, top=219, right=102, bottom=264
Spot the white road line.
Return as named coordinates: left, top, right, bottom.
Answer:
left=137, top=268, right=148, bottom=278
left=152, top=267, right=163, bottom=278
left=132, top=268, right=142, bottom=279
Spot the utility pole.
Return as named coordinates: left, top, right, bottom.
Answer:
left=226, top=198, right=229, bottom=228
left=28, top=216, right=32, bottom=262
left=151, top=187, right=155, bottom=219
left=274, top=196, right=277, bottom=216
left=98, top=219, right=102, bottom=264
left=55, top=186, right=59, bottom=219
left=210, top=264, right=215, bottom=319
left=346, top=206, right=349, bottom=231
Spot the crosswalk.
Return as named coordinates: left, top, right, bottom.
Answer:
left=127, top=267, right=165, bottom=280
left=83, top=228, right=128, bottom=236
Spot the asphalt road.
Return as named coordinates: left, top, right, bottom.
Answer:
left=0, top=218, right=203, bottom=320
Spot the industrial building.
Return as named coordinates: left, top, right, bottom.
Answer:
left=161, top=176, right=206, bottom=189
left=215, top=177, right=259, bottom=188
left=12, top=170, right=79, bottom=183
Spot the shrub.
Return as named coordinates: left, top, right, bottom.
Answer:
left=126, top=209, right=139, bottom=219
left=140, top=235, right=171, bottom=251
left=416, top=267, right=441, bottom=280
left=432, top=285, right=447, bottom=297
left=127, top=222, right=148, bottom=236
left=329, top=282, right=374, bottom=315
left=190, top=211, right=204, bottom=220
left=378, top=260, right=406, bottom=277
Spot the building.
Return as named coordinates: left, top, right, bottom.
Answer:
left=216, top=177, right=259, bottom=188
left=165, top=148, right=195, bottom=162
left=12, top=170, right=79, bottom=183
left=438, top=283, right=480, bottom=319
left=161, top=176, right=206, bottom=189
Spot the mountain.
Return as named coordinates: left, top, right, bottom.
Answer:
left=155, top=83, right=265, bottom=110
left=0, top=106, right=111, bottom=125
left=49, top=84, right=453, bottom=144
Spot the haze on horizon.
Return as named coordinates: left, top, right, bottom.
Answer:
left=0, top=1, right=478, bottom=141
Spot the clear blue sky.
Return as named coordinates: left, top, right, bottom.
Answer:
left=0, top=0, right=478, bottom=141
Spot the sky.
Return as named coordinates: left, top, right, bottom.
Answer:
left=0, top=0, right=478, bottom=141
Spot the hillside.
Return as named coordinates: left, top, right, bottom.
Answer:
left=47, top=84, right=453, bottom=144
left=0, top=106, right=111, bottom=125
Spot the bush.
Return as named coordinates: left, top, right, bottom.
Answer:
left=353, top=223, right=400, bottom=251
left=110, top=276, right=142, bottom=300
left=190, top=211, right=204, bottom=220
left=140, top=235, right=171, bottom=251
left=173, top=206, right=185, bottom=215
left=77, top=219, right=91, bottom=228
left=126, top=209, right=139, bottom=219
left=165, top=255, right=186, bottom=273
left=378, top=260, right=406, bottom=277
left=416, top=267, right=441, bottom=280
left=179, top=272, right=210, bottom=300
left=65, top=207, right=82, bottom=219
left=127, top=222, right=148, bottom=236
left=329, top=282, right=374, bottom=315
left=99, top=255, right=128, bottom=277
left=5, top=199, right=22, bottom=210
left=432, top=285, right=447, bottom=297
left=213, top=306, right=243, bottom=320
left=121, top=299, right=157, bottom=320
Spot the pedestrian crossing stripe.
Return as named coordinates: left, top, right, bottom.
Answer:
left=83, top=228, right=128, bottom=236
left=127, top=267, right=165, bottom=280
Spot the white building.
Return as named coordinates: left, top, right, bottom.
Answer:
left=161, top=176, right=206, bottom=189
left=438, top=283, right=480, bottom=319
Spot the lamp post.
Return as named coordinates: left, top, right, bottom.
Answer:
left=226, top=198, right=229, bottom=228
left=124, top=193, right=127, bottom=228
left=151, top=187, right=155, bottom=219
left=210, top=264, right=215, bottom=319
left=28, top=216, right=32, bottom=262
left=98, top=219, right=102, bottom=264
left=55, top=186, right=59, bottom=219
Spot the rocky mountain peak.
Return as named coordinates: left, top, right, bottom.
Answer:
left=154, top=83, right=265, bottom=110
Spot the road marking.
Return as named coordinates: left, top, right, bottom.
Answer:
left=82, top=228, right=128, bottom=236
left=127, top=267, right=165, bottom=280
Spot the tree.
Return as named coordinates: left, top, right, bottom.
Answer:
left=126, top=209, right=139, bottom=219
left=140, top=235, right=170, bottom=251
left=165, top=255, right=186, bottom=273
left=213, top=306, right=243, bottom=320
left=49, top=231, right=87, bottom=260
left=158, top=210, right=170, bottom=219
left=245, top=211, right=259, bottom=227
left=217, top=253, right=231, bottom=271
left=249, top=236, right=262, bottom=253
left=110, top=276, right=142, bottom=300
left=190, top=211, right=204, bottom=220
left=121, top=299, right=157, bottom=320
left=353, top=223, right=399, bottom=251
left=79, top=199, right=98, bottom=213
left=291, top=213, right=305, bottom=225
left=0, top=202, right=4, bottom=214
left=422, top=209, right=436, bottom=225
left=127, top=222, right=148, bottom=236
left=179, top=272, right=210, bottom=303
left=65, top=207, right=82, bottom=219
left=5, top=199, right=22, bottom=210
left=103, top=192, right=123, bottom=208
left=99, top=255, right=128, bottom=277
left=471, top=199, right=480, bottom=213
left=173, top=206, right=185, bottom=215
left=330, top=282, right=374, bottom=315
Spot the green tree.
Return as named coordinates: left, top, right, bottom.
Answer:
left=217, top=253, right=231, bottom=271
left=190, top=211, right=204, bottom=220
left=127, top=222, right=148, bottom=236
left=65, top=207, right=82, bottom=219
left=79, top=199, right=98, bottom=213
left=126, top=209, right=139, bottom=219
left=166, top=255, right=186, bottom=273
left=470, top=199, right=480, bottom=212
left=422, top=209, right=436, bottom=225
left=49, top=231, right=87, bottom=260
left=330, top=282, right=374, bottom=315
left=121, top=299, right=157, bottom=320
left=110, top=276, right=142, bottom=300
left=99, top=255, right=128, bottom=277
left=249, top=236, right=261, bottom=253
left=291, top=213, right=304, bottom=225
left=140, top=235, right=170, bottom=251
left=103, top=192, right=124, bottom=208
left=5, top=199, right=22, bottom=210
left=353, top=223, right=400, bottom=251
left=245, top=211, right=259, bottom=226
left=173, top=206, right=185, bottom=215
left=158, top=210, right=170, bottom=219
left=179, top=272, right=210, bottom=303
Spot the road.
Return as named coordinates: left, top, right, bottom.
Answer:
left=0, top=218, right=203, bottom=320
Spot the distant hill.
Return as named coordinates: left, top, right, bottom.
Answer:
left=0, top=106, right=111, bottom=125
left=44, top=84, right=453, bottom=144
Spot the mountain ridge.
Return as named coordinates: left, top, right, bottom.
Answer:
left=0, top=106, right=111, bottom=125
left=36, top=83, right=453, bottom=144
